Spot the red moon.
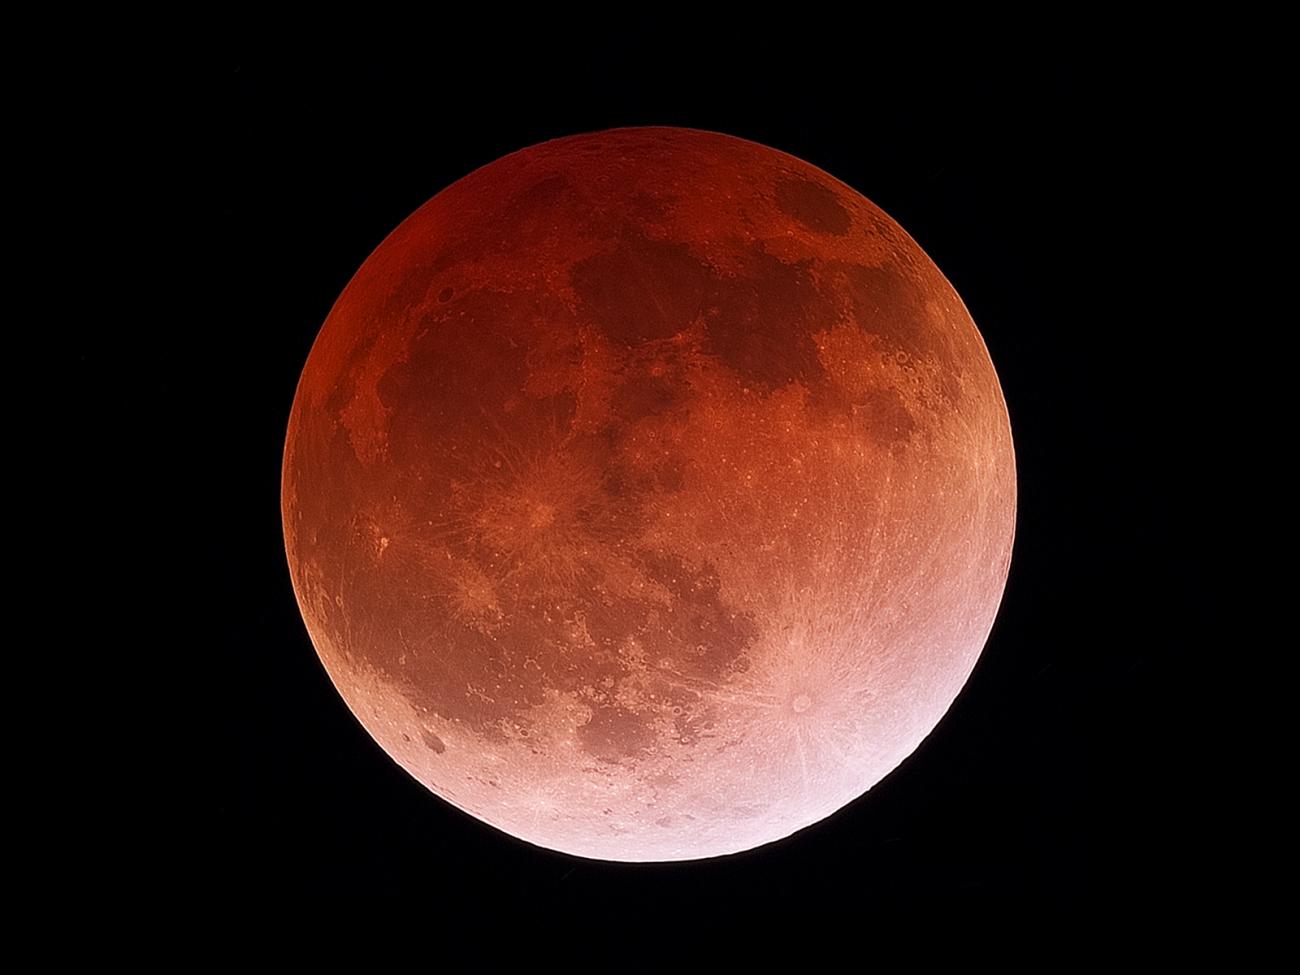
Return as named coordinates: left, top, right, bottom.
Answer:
left=282, top=127, right=1015, bottom=861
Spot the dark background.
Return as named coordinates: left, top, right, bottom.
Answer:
left=204, top=45, right=1193, bottom=911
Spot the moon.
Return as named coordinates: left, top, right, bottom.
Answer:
left=282, top=127, right=1016, bottom=861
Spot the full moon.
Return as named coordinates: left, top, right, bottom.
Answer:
left=282, top=127, right=1016, bottom=861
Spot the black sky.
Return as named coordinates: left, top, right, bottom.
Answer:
left=203, top=44, right=1194, bottom=912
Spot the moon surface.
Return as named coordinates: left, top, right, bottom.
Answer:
left=282, top=127, right=1016, bottom=861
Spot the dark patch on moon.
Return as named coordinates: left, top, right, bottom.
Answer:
left=626, top=190, right=672, bottom=224
left=575, top=227, right=836, bottom=394
left=611, top=370, right=689, bottom=418
left=775, top=176, right=852, bottom=236
left=571, top=234, right=710, bottom=346
left=381, top=261, right=442, bottom=332
left=852, top=386, right=918, bottom=448
left=579, top=704, right=655, bottom=763
left=836, top=261, right=962, bottom=403
left=639, top=551, right=759, bottom=679
left=422, top=730, right=447, bottom=754
left=843, top=263, right=937, bottom=359
left=702, top=247, right=832, bottom=392
left=382, top=289, right=577, bottom=468
left=499, top=175, right=590, bottom=248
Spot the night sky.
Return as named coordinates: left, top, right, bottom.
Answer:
left=202, top=45, right=1193, bottom=911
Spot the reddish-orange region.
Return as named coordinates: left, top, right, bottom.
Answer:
left=282, top=127, right=1016, bottom=861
